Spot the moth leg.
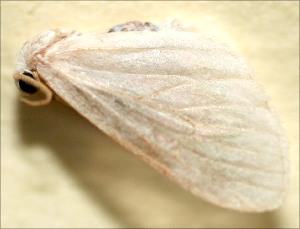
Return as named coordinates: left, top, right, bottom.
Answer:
left=158, top=19, right=185, bottom=31
left=108, top=21, right=159, bottom=32
left=108, top=20, right=185, bottom=33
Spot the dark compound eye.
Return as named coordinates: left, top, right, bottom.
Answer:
left=18, top=72, right=38, bottom=94
left=23, top=71, right=34, bottom=77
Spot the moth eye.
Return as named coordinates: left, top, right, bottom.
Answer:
left=18, top=72, right=38, bottom=94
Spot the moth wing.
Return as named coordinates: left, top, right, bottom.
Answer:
left=37, top=32, right=289, bottom=212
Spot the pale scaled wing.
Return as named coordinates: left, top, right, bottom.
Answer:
left=37, top=31, right=289, bottom=212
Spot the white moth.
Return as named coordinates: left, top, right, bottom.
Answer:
left=13, top=21, right=289, bottom=212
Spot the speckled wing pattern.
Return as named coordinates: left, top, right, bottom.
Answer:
left=37, top=31, right=289, bottom=212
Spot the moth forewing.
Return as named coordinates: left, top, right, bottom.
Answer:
left=13, top=26, right=289, bottom=212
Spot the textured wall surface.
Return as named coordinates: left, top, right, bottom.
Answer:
left=1, top=1, right=299, bottom=228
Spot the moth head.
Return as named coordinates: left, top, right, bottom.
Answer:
left=13, top=29, right=79, bottom=106
left=13, top=69, right=52, bottom=106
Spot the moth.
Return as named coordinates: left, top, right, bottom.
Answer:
left=13, top=21, right=289, bottom=212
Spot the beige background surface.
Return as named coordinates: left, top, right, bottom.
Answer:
left=1, top=1, right=299, bottom=228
